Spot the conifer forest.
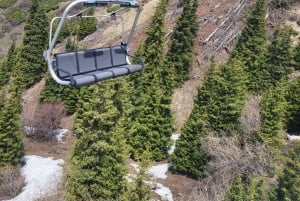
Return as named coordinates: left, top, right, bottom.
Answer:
left=0, top=0, right=300, bottom=200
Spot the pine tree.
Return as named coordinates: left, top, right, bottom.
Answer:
left=66, top=82, right=129, bottom=201
left=266, top=26, right=296, bottom=86
left=259, top=82, right=287, bottom=146
left=129, top=150, right=151, bottom=201
left=39, top=74, right=79, bottom=115
left=171, top=59, right=247, bottom=178
left=0, top=41, right=17, bottom=88
left=77, top=9, right=97, bottom=41
left=293, top=40, right=300, bottom=70
left=128, top=0, right=173, bottom=161
left=231, top=0, right=268, bottom=92
left=0, top=92, right=24, bottom=166
left=164, top=0, right=199, bottom=87
left=273, top=142, right=300, bottom=201
left=13, top=0, right=48, bottom=88
left=285, top=78, right=300, bottom=133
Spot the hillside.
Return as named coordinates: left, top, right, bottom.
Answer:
left=1, top=0, right=300, bottom=201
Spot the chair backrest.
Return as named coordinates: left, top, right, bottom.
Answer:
left=55, top=45, right=129, bottom=79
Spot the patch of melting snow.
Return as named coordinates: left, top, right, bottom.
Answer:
left=168, top=133, right=180, bottom=154
left=148, top=163, right=171, bottom=179
left=155, top=183, right=174, bottom=201
left=6, top=155, right=64, bottom=201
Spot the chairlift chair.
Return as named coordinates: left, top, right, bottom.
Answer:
left=43, top=0, right=144, bottom=87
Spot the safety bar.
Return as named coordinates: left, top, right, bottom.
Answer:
left=43, top=0, right=141, bottom=86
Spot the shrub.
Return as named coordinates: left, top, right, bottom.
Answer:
left=23, top=102, right=65, bottom=141
left=0, top=165, right=24, bottom=200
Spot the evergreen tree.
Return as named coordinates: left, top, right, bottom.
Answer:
left=231, top=0, right=268, bottom=92
left=164, top=0, right=199, bottom=87
left=285, top=78, right=300, bottom=133
left=0, top=92, right=24, bottom=166
left=129, top=150, right=151, bottom=201
left=0, top=41, right=17, bottom=88
left=13, top=0, right=48, bottom=88
left=224, top=175, right=268, bottom=201
left=39, top=74, right=79, bottom=115
left=66, top=82, right=129, bottom=201
left=259, top=82, right=287, bottom=146
left=77, top=9, right=97, bottom=41
left=128, top=82, right=173, bottom=160
left=128, top=0, right=173, bottom=161
left=293, top=40, right=300, bottom=70
left=272, top=142, right=300, bottom=201
left=266, top=26, right=296, bottom=86
left=171, top=59, right=247, bottom=178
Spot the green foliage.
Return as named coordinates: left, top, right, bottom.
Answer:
left=77, top=9, right=97, bottom=41
left=0, top=41, right=17, bottom=88
left=0, top=92, right=24, bottom=166
left=0, top=0, right=16, bottom=9
left=293, top=40, right=300, bottom=70
left=231, top=0, right=268, bottom=92
left=171, top=59, right=247, bottom=178
left=285, top=78, right=300, bottom=132
left=128, top=84, right=173, bottom=161
left=39, top=74, right=79, bottom=115
left=170, top=119, right=210, bottom=178
left=66, top=81, right=130, bottom=201
left=224, top=175, right=270, bottom=201
left=164, top=0, right=199, bottom=87
left=106, top=4, right=121, bottom=13
left=259, top=83, right=287, bottom=146
left=6, top=8, right=25, bottom=24
left=197, top=59, right=247, bottom=132
left=128, top=0, right=173, bottom=161
left=272, top=142, right=300, bottom=201
left=266, top=26, right=296, bottom=86
left=129, top=151, right=151, bottom=201
left=12, top=0, right=48, bottom=89
left=39, top=0, right=69, bottom=12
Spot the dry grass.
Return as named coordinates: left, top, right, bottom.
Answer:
left=185, top=135, right=273, bottom=201
left=0, top=165, right=25, bottom=200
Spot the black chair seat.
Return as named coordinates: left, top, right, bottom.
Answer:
left=55, top=45, right=143, bottom=87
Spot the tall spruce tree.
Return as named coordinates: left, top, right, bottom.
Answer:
left=0, top=41, right=17, bottom=88
left=259, top=82, right=287, bottom=146
left=0, top=92, right=24, bottom=166
left=171, top=59, right=247, bottom=178
left=13, top=0, right=48, bottom=88
left=285, top=78, right=300, bottom=133
left=293, top=40, right=300, bottom=70
left=266, top=26, right=296, bottom=86
left=272, top=142, right=300, bottom=201
left=128, top=0, right=172, bottom=161
left=66, top=81, right=129, bottom=201
left=231, top=0, right=268, bottom=92
left=164, top=0, right=199, bottom=88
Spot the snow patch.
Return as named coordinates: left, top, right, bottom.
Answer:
left=6, top=155, right=64, bottom=201
left=52, top=128, right=68, bottom=143
left=155, top=183, right=174, bottom=201
left=168, top=133, right=180, bottom=154
left=287, top=134, right=300, bottom=141
left=148, top=163, right=171, bottom=179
